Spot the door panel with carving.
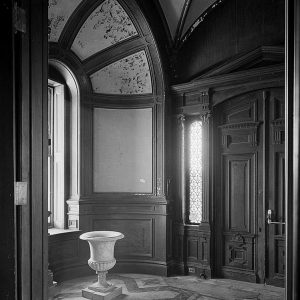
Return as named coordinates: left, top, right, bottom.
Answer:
left=214, top=89, right=285, bottom=286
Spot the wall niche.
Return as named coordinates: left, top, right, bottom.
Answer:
left=49, top=0, right=170, bottom=279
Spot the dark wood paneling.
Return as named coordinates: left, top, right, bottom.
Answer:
left=63, top=199, right=170, bottom=277
left=213, top=87, right=285, bottom=286
left=172, top=48, right=286, bottom=284
left=48, top=231, right=85, bottom=282
left=172, top=224, right=211, bottom=278
left=92, top=218, right=154, bottom=258
left=49, top=234, right=81, bottom=264
left=266, top=89, right=285, bottom=287
left=176, top=0, right=285, bottom=82
left=214, top=91, right=263, bottom=283
left=223, top=155, right=254, bottom=233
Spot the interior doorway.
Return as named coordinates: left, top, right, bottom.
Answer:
left=213, top=88, right=285, bottom=287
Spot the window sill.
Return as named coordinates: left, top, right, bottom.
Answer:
left=48, top=228, right=80, bottom=236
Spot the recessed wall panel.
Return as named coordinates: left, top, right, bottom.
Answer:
left=93, top=108, right=152, bottom=193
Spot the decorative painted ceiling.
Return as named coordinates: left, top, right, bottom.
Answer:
left=90, top=50, right=152, bottom=94
left=48, top=0, right=223, bottom=46
left=48, top=0, right=83, bottom=42
left=48, top=0, right=222, bottom=95
left=71, top=0, right=138, bottom=60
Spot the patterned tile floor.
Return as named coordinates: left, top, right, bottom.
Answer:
left=53, top=274, right=284, bottom=300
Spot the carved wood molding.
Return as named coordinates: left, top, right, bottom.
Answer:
left=271, top=118, right=285, bottom=144
left=224, top=232, right=255, bottom=267
left=171, top=65, right=284, bottom=95
left=199, top=111, right=212, bottom=123
left=175, top=88, right=210, bottom=113
left=219, top=121, right=261, bottom=148
left=176, top=114, right=186, bottom=128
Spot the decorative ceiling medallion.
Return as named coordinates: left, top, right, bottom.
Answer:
left=71, top=0, right=138, bottom=60
left=48, top=0, right=83, bottom=42
left=90, top=50, right=152, bottom=95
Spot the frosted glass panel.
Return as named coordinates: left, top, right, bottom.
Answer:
left=189, top=121, right=203, bottom=223
left=93, top=108, right=152, bottom=193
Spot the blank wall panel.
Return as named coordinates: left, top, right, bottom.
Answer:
left=93, top=107, right=152, bottom=193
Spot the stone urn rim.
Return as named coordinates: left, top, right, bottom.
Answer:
left=79, top=230, right=124, bottom=242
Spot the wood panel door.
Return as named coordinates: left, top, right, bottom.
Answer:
left=214, top=88, right=285, bottom=286
left=266, top=89, right=285, bottom=287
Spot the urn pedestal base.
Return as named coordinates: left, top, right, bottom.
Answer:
left=82, top=286, right=122, bottom=300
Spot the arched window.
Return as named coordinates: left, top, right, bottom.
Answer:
left=47, top=80, right=65, bottom=228
left=48, top=61, right=80, bottom=230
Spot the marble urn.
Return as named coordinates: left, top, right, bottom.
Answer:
left=80, top=231, right=124, bottom=300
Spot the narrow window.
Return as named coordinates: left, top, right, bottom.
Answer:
left=48, top=85, right=54, bottom=227
left=48, top=81, right=65, bottom=228
left=188, top=120, right=203, bottom=223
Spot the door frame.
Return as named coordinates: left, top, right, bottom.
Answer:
left=17, top=0, right=48, bottom=299
left=0, top=1, right=17, bottom=298
left=285, top=0, right=300, bottom=298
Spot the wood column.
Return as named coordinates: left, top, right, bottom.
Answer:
left=177, top=114, right=186, bottom=224
left=200, top=113, right=211, bottom=223
left=286, top=0, right=300, bottom=298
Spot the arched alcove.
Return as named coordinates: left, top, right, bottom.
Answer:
left=48, top=0, right=170, bottom=280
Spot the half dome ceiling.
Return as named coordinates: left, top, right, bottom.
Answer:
left=71, top=0, right=138, bottom=60
left=48, top=0, right=153, bottom=95
left=48, top=0, right=222, bottom=95
left=48, top=0, right=83, bottom=42
left=90, top=50, right=152, bottom=94
left=48, top=0, right=222, bottom=46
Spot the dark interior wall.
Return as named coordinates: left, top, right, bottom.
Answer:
left=175, top=0, right=285, bottom=83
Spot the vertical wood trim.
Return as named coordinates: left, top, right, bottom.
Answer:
left=260, top=90, right=268, bottom=283
left=19, top=0, right=31, bottom=298
left=177, top=115, right=186, bottom=223
left=0, top=1, right=16, bottom=298
left=30, top=0, right=48, bottom=299
left=285, top=0, right=293, bottom=295
left=202, top=117, right=211, bottom=223
left=285, top=0, right=299, bottom=298
left=292, top=0, right=300, bottom=298
left=43, top=0, right=49, bottom=292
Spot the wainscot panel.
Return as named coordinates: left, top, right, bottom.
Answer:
left=66, top=198, right=171, bottom=276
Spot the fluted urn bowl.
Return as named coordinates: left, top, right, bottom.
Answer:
left=80, top=231, right=124, bottom=293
